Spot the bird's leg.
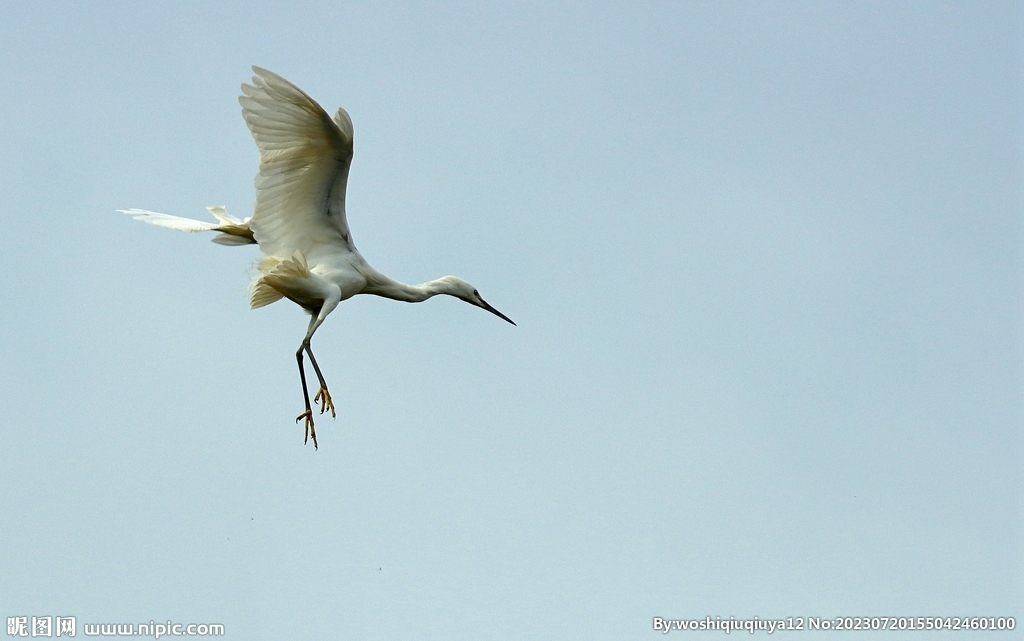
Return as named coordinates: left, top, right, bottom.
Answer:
left=292, top=295, right=340, bottom=448
left=305, top=344, right=336, bottom=418
left=295, top=343, right=318, bottom=449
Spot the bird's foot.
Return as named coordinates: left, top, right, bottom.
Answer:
left=315, top=386, right=336, bottom=418
left=295, top=409, right=318, bottom=449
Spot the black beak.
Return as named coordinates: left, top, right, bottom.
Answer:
left=479, top=298, right=516, bottom=326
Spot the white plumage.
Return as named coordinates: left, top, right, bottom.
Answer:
left=121, top=67, right=514, bottom=449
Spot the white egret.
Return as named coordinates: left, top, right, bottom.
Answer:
left=121, top=67, right=514, bottom=449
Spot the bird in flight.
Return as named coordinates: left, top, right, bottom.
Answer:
left=121, top=67, right=514, bottom=449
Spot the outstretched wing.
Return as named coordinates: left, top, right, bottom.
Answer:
left=120, top=208, right=219, bottom=232
left=119, top=206, right=256, bottom=246
left=239, top=66, right=355, bottom=259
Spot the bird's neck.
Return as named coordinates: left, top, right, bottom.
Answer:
left=371, top=277, right=451, bottom=303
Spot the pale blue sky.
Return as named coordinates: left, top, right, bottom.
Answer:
left=1, top=2, right=1020, bottom=639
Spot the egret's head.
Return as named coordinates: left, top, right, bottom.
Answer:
left=438, top=276, right=516, bottom=326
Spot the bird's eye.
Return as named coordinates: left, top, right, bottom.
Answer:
left=473, top=290, right=479, bottom=298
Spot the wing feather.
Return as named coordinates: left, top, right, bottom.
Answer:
left=239, top=66, right=354, bottom=259
left=120, top=209, right=217, bottom=232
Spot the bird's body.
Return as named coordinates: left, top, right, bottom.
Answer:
left=122, top=67, right=513, bottom=448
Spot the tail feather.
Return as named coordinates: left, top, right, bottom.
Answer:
left=250, top=251, right=308, bottom=309
left=251, top=280, right=286, bottom=308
